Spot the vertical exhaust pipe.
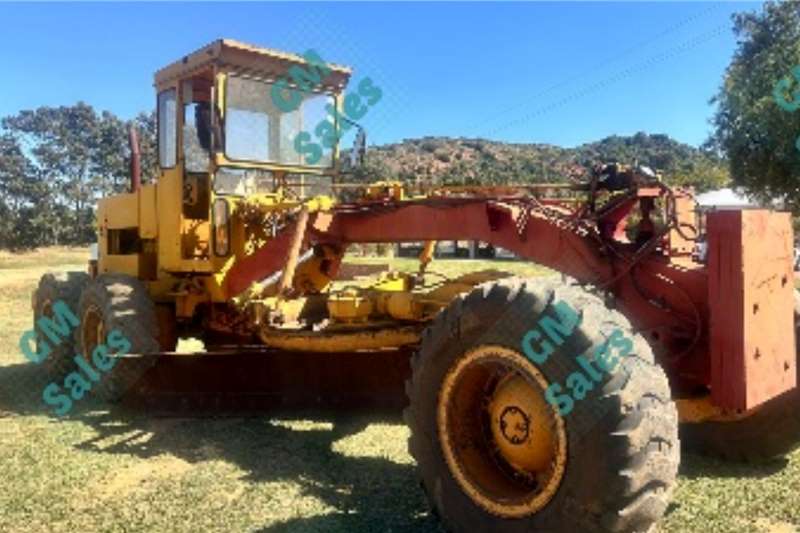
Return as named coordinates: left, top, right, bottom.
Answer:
left=129, top=125, right=141, bottom=192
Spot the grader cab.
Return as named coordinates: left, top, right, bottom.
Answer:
left=32, top=40, right=800, bottom=533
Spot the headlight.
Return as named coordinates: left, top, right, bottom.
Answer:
left=212, top=198, right=230, bottom=256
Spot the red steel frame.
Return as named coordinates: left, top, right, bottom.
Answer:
left=223, top=189, right=797, bottom=412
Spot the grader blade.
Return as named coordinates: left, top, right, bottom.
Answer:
left=123, top=348, right=412, bottom=415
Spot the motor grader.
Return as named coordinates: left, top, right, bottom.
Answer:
left=31, top=39, right=800, bottom=532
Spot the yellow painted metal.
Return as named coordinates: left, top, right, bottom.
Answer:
left=377, top=292, right=423, bottom=321
left=437, top=345, right=568, bottom=518
left=155, top=165, right=185, bottom=272
left=216, top=72, right=226, bottom=120
left=181, top=217, right=211, bottom=259
left=293, top=244, right=340, bottom=294
left=278, top=207, right=310, bottom=297
left=365, top=181, right=405, bottom=200
left=96, top=41, right=538, bottom=357
left=311, top=269, right=511, bottom=328
left=421, top=270, right=511, bottom=307
left=213, top=153, right=336, bottom=176
left=418, top=241, right=437, bottom=276
left=98, top=255, right=139, bottom=278
left=100, top=192, right=138, bottom=228
left=138, top=184, right=158, bottom=239
left=145, top=277, right=182, bottom=304
left=96, top=41, right=355, bottom=309
left=675, top=397, right=752, bottom=423
left=371, top=271, right=412, bottom=292
left=80, top=304, right=105, bottom=366
left=273, top=295, right=325, bottom=325
left=155, top=39, right=351, bottom=93
left=327, top=289, right=374, bottom=322
left=489, top=374, right=558, bottom=474
left=258, top=324, right=421, bottom=352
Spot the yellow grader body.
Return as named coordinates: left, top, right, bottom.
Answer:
left=95, top=40, right=469, bottom=353
left=31, top=39, right=800, bottom=533
left=86, top=39, right=508, bottom=412
left=97, top=40, right=345, bottom=307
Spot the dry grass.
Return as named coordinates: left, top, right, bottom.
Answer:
left=0, top=247, right=797, bottom=532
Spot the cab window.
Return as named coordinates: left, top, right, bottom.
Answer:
left=158, top=89, right=177, bottom=168
left=182, top=77, right=213, bottom=173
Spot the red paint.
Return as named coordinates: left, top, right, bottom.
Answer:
left=224, top=197, right=796, bottom=409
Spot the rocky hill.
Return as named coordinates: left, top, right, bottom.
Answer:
left=355, top=132, right=728, bottom=192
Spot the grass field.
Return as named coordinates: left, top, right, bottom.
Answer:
left=0, top=248, right=798, bottom=533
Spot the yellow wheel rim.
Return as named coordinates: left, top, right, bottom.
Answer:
left=81, top=305, right=105, bottom=363
left=437, top=345, right=567, bottom=518
left=41, top=299, right=53, bottom=318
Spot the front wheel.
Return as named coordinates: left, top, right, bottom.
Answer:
left=33, top=272, right=90, bottom=379
left=75, top=274, right=161, bottom=402
left=405, top=278, right=679, bottom=532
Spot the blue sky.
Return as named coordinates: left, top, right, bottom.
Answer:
left=0, top=1, right=760, bottom=149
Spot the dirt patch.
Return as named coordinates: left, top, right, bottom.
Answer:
left=79, top=454, right=192, bottom=506
left=755, top=518, right=798, bottom=533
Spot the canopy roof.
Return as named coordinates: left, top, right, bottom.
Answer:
left=154, top=39, right=352, bottom=93
left=695, top=188, right=775, bottom=209
left=695, top=188, right=759, bottom=208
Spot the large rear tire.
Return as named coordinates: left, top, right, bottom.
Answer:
left=678, top=292, right=800, bottom=462
left=75, top=274, right=161, bottom=402
left=33, top=272, right=90, bottom=379
left=405, top=278, right=679, bottom=533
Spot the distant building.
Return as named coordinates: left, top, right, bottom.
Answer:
left=692, top=188, right=786, bottom=264
left=695, top=188, right=759, bottom=210
left=694, top=188, right=763, bottom=237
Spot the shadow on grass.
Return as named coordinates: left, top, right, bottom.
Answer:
left=0, top=361, right=440, bottom=532
left=1, top=360, right=793, bottom=531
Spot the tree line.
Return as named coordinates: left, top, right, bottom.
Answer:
left=0, top=103, right=156, bottom=249
left=357, top=133, right=730, bottom=193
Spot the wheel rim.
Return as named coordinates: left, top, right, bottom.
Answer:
left=81, top=305, right=105, bottom=362
left=41, top=299, right=53, bottom=318
left=39, top=299, right=55, bottom=361
left=437, top=345, right=568, bottom=518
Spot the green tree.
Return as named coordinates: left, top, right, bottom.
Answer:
left=668, top=158, right=730, bottom=193
left=0, top=134, right=34, bottom=215
left=707, top=1, right=800, bottom=211
left=1, top=102, right=134, bottom=244
left=133, top=111, right=158, bottom=183
left=0, top=134, right=31, bottom=247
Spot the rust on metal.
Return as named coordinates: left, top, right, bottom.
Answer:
left=129, top=125, right=141, bottom=192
